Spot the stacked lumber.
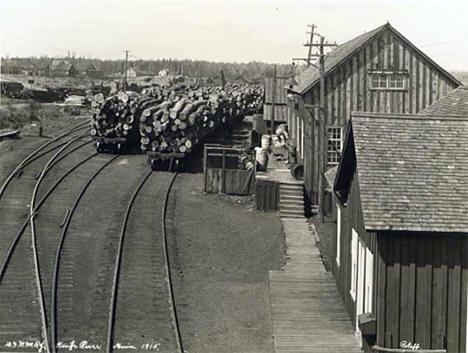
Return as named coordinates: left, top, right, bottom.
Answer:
left=91, top=83, right=264, bottom=154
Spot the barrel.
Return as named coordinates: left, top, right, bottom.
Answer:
left=261, top=135, right=271, bottom=150
left=255, top=147, right=268, bottom=171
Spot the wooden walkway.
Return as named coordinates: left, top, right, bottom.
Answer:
left=269, top=218, right=361, bottom=353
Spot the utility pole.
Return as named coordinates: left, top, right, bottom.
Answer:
left=301, top=27, right=337, bottom=221
left=270, top=64, right=277, bottom=139
left=123, top=50, right=130, bottom=91
left=306, top=24, right=315, bottom=67
left=318, top=35, right=327, bottom=222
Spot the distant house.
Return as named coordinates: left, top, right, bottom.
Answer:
left=126, top=67, right=137, bottom=78
left=333, top=112, right=468, bottom=353
left=75, top=62, right=102, bottom=78
left=158, top=68, right=170, bottom=77
left=49, top=60, right=76, bottom=77
left=0, top=59, right=22, bottom=75
left=35, top=63, right=50, bottom=76
left=22, top=64, right=35, bottom=76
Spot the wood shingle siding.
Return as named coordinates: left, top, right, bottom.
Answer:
left=333, top=113, right=468, bottom=353
left=348, top=113, right=468, bottom=233
left=419, top=86, right=468, bottom=115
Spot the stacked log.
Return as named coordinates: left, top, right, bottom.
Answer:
left=90, top=91, right=141, bottom=140
left=91, top=83, right=264, bottom=154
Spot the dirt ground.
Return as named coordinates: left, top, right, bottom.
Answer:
left=167, top=172, right=285, bottom=353
left=0, top=125, right=286, bottom=352
left=0, top=101, right=90, bottom=133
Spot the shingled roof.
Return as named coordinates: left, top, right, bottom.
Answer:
left=294, top=23, right=461, bottom=95
left=335, top=112, right=468, bottom=233
left=419, top=86, right=468, bottom=115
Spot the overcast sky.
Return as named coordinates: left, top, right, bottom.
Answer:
left=1, top=0, right=467, bottom=70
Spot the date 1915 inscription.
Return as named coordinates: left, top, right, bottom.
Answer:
left=4, top=340, right=161, bottom=352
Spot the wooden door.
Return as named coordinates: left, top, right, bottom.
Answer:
left=356, top=239, right=366, bottom=335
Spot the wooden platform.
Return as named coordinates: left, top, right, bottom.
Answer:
left=269, top=218, right=361, bottom=353
left=256, top=155, right=303, bottom=185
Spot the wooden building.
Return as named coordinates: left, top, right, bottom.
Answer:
left=264, top=76, right=289, bottom=124
left=75, top=62, right=103, bottom=78
left=49, top=59, right=76, bottom=77
left=287, top=23, right=461, bottom=208
left=332, top=112, right=468, bottom=353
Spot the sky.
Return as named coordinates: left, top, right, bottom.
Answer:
left=1, top=0, right=468, bottom=70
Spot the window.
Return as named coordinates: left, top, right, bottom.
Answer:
left=369, top=72, right=408, bottom=90
left=365, top=247, right=374, bottom=313
left=336, top=205, right=341, bottom=266
left=328, top=127, right=342, bottom=166
left=350, top=229, right=358, bottom=301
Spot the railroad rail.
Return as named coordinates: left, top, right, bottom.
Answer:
left=105, top=170, right=153, bottom=353
left=105, top=166, right=183, bottom=353
left=161, top=170, right=184, bottom=353
left=0, top=131, right=94, bottom=353
left=1, top=125, right=185, bottom=352
left=0, top=120, right=89, bottom=202
left=0, top=146, right=96, bottom=282
left=50, top=155, right=119, bottom=353
left=29, top=133, right=96, bottom=353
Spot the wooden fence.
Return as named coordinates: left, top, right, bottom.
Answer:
left=203, top=144, right=255, bottom=195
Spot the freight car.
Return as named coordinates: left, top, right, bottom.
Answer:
left=0, top=80, right=24, bottom=98
left=90, top=84, right=264, bottom=170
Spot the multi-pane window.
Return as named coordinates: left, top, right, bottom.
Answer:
left=327, top=127, right=342, bottom=166
left=369, top=72, right=407, bottom=90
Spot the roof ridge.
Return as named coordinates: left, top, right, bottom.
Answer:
left=352, top=112, right=468, bottom=121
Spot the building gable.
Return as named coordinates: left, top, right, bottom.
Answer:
left=335, top=112, right=468, bottom=233
left=295, top=23, right=460, bottom=96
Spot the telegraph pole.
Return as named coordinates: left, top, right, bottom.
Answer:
left=318, top=35, right=327, bottom=222
left=306, top=24, right=315, bottom=67
left=123, top=50, right=130, bottom=91
left=301, top=27, right=337, bottom=220
left=270, top=64, right=277, bottom=138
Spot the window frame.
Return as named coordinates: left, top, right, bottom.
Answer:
left=327, top=126, right=342, bottom=166
left=368, top=71, right=409, bottom=91
left=365, top=247, right=374, bottom=314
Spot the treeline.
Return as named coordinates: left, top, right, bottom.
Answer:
left=2, top=56, right=295, bottom=80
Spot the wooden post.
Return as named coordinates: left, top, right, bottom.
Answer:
left=318, top=36, right=327, bottom=222
left=203, top=145, right=208, bottom=192
left=221, top=149, right=226, bottom=194
left=307, top=24, right=315, bottom=67
left=270, top=65, right=277, bottom=139
left=123, top=50, right=130, bottom=91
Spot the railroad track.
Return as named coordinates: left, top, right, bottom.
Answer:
left=0, top=121, right=89, bottom=202
left=0, top=122, right=95, bottom=351
left=1, top=124, right=185, bottom=353
left=106, top=170, right=183, bottom=353
left=0, top=128, right=94, bottom=281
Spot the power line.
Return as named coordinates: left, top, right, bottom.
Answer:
left=421, top=37, right=468, bottom=48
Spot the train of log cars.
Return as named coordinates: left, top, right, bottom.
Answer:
left=90, top=83, right=264, bottom=169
